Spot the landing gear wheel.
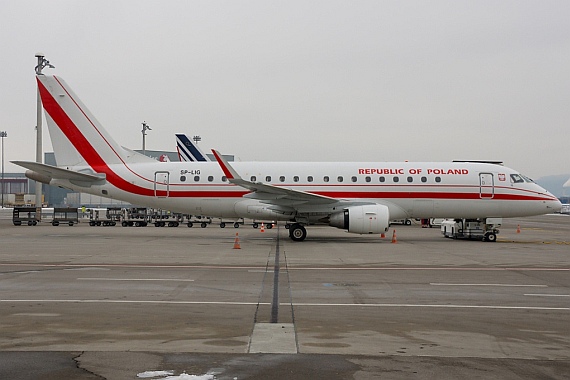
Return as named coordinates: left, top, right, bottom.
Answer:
left=201, top=222, right=208, bottom=228
left=266, top=223, right=273, bottom=229
left=234, top=222, right=240, bottom=228
left=252, top=223, right=259, bottom=229
left=484, top=232, right=497, bottom=242
left=187, top=222, right=193, bottom=228
left=289, top=223, right=307, bottom=242
left=220, top=222, right=226, bottom=228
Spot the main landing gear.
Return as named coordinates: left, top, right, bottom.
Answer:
left=289, top=223, right=307, bottom=242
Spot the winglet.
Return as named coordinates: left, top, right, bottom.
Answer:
left=211, top=150, right=240, bottom=180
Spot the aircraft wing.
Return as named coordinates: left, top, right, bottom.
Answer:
left=211, top=150, right=339, bottom=206
left=11, top=161, right=105, bottom=182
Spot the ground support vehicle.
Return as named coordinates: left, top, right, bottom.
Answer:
left=121, top=207, right=150, bottom=227
left=52, top=208, right=79, bottom=226
left=217, top=218, right=246, bottom=229
left=150, top=209, right=184, bottom=227
left=441, top=218, right=502, bottom=242
left=185, top=215, right=213, bottom=228
left=12, top=207, right=38, bottom=226
left=252, top=221, right=275, bottom=229
left=390, top=219, right=412, bottom=226
left=88, top=207, right=120, bottom=226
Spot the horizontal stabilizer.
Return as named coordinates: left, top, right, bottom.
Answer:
left=11, top=161, right=106, bottom=182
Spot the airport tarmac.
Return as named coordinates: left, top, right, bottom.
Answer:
left=0, top=215, right=569, bottom=379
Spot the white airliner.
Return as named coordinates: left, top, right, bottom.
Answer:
left=13, top=75, right=562, bottom=241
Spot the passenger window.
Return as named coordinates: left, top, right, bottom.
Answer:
left=393, top=177, right=399, bottom=183
left=379, top=176, right=385, bottom=183
left=435, top=177, right=441, bottom=183
left=266, top=176, right=271, bottom=182
left=421, top=176, right=427, bottom=183
left=337, top=176, right=344, bottom=182
left=222, top=176, right=227, bottom=182
left=365, top=176, right=371, bottom=182
left=407, top=176, right=413, bottom=182
left=279, top=176, right=285, bottom=182
left=351, top=176, right=357, bottom=182
left=208, top=176, right=214, bottom=182
left=307, top=176, right=313, bottom=182
left=250, top=176, right=256, bottom=182
left=180, top=176, right=186, bottom=182
left=293, top=176, right=299, bottom=182
left=324, top=176, right=330, bottom=182
left=194, top=176, right=200, bottom=182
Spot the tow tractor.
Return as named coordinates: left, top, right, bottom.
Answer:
left=441, top=218, right=502, bottom=242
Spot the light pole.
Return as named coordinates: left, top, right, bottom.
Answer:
left=34, top=53, right=54, bottom=217
left=1, top=131, right=6, bottom=208
left=141, top=121, right=151, bottom=156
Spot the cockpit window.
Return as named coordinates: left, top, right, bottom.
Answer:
left=521, top=175, right=534, bottom=183
left=510, top=174, right=524, bottom=183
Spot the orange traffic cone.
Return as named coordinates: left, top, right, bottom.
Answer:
left=260, top=223, right=265, bottom=233
left=233, top=233, right=241, bottom=249
left=516, top=224, right=521, bottom=234
left=391, top=229, right=397, bottom=244
left=380, top=232, right=386, bottom=238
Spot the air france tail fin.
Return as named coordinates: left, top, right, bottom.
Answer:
left=37, top=75, right=154, bottom=168
left=176, top=134, right=211, bottom=162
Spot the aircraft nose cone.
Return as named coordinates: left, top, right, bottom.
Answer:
left=551, top=199, right=563, bottom=213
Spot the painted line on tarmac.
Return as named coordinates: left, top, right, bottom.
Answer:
left=290, top=267, right=569, bottom=271
left=524, top=294, right=570, bottom=297
left=0, top=299, right=265, bottom=305
left=0, top=299, right=567, bottom=311
left=430, top=283, right=548, bottom=287
left=0, top=263, right=264, bottom=269
left=77, top=278, right=195, bottom=282
left=289, top=303, right=570, bottom=311
left=1, top=263, right=568, bottom=271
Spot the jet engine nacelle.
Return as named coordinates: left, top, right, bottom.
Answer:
left=25, top=170, right=52, bottom=185
left=329, top=204, right=390, bottom=234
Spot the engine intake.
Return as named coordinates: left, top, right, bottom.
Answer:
left=329, top=204, right=390, bottom=234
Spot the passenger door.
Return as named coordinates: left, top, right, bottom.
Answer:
left=154, top=171, right=170, bottom=198
left=479, top=173, right=494, bottom=199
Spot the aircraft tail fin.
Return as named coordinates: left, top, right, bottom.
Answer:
left=176, top=134, right=211, bottom=162
left=37, top=75, right=150, bottom=168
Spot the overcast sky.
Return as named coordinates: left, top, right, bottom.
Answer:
left=1, top=0, right=569, bottom=178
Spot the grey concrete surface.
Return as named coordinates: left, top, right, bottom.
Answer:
left=0, top=215, right=568, bottom=379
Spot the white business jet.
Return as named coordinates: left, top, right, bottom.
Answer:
left=13, top=75, right=562, bottom=241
